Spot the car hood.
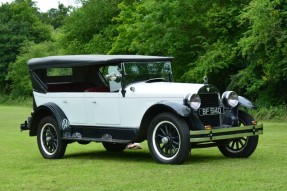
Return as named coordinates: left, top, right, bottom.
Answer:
left=124, top=82, right=205, bottom=98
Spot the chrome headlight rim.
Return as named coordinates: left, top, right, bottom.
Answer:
left=184, top=93, right=201, bottom=110
left=222, top=91, right=239, bottom=108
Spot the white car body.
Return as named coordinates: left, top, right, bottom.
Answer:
left=34, top=82, right=204, bottom=127
left=21, top=55, right=263, bottom=164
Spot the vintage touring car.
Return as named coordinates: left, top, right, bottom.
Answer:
left=20, top=55, right=263, bottom=164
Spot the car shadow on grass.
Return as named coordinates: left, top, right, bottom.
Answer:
left=186, top=153, right=227, bottom=164
left=64, top=150, right=154, bottom=163
left=64, top=149, right=229, bottom=165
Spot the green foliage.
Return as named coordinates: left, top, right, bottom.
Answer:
left=6, top=41, right=62, bottom=97
left=230, top=0, right=287, bottom=105
left=1, top=0, right=287, bottom=108
left=246, top=105, right=287, bottom=121
left=0, top=0, right=52, bottom=93
left=0, top=94, right=32, bottom=106
left=59, top=0, right=121, bottom=54
left=39, top=3, right=73, bottom=29
left=181, top=0, right=250, bottom=91
left=47, top=68, right=73, bottom=76
left=111, top=0, right=212, bottom=79
left=182, top=41, right=238, bottom=91
left=179, top=0, right=287, bottom=105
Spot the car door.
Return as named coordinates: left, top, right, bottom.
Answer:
left=84, top=65, right=123, bottom=126
left=84, top=92, right=122, bottom=126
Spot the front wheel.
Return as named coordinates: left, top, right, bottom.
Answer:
left=37, top=116, right=67, bottom=159
left=147, top=113, right=190, bottom=164
left=218, top=110, right=259, bottom=158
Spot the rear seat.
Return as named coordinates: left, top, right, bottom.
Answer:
left=85, top=86, right=110, bottom=92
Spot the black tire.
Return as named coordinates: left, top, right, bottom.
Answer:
left=102, top=142, right=127, bottom=152
left=37, top=116, right=67, bottom=159
left=218, top=110, right=259, bottom=158
left=147, top=112, right=190, bottom=164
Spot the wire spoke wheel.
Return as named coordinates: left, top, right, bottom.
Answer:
left=218, top=110, right=259, bottom=158
left=37, top=116, right=67, bottom=159
left=226, top=137, right=248, bottom=153
left=154, top=122, right=180, bottom=158
left=41, top=123, right=58, bottom=154
left=148, top=113, right=190, bottom=164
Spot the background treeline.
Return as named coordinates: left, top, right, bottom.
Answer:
left=0, top=0, right=286, bottom=112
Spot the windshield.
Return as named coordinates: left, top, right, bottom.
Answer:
left=123, top=61, right=172, bottom=85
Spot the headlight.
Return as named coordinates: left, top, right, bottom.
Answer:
left=222, top=91, right=239, bottom=108
left=184, top=94, right=201, bottom=110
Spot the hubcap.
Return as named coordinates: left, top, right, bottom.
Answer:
left=46, top=136, right=52, bottom=142
left=161, top=137, right=169, bottom=145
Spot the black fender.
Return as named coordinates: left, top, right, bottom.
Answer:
left=149, top=101, right=192, bottom=117
left=133, top=101, right=191, bottom=142
left=238, top=96, right=257, bottom=109
left=188, top=112, right=205, bottom=130
left=238, top=110, right=254, bottom=124
left=29, top=102, right=71, bottom=137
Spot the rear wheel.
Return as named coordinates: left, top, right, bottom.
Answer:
left=102, top=142, right=127, bottom=152
left=147, top=113, right=190, bottom=164
left=37, top=116, right=67, bottom=159
left=218, top=110, right=259, bottom=158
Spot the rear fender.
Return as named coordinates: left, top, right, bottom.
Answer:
left=29, top=103, right=71, bottom=137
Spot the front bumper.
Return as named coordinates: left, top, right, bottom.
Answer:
left=190, top=124, right=263, bottom=143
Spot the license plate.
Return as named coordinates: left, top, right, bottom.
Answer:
left=199, top=107, right=224, bottom=116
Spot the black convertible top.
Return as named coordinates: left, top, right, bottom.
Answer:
left=28, top=55, right=173, bottom=70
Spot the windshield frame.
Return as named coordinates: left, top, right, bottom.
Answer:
left=122, top=61, right=173, bottom=86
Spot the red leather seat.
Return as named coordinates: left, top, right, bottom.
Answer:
left=85, top=86, right=110, bottom=92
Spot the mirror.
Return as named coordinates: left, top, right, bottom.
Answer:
left=105, top=73, right=122, bottom=82
left=106, top=65, right=122, bottom=92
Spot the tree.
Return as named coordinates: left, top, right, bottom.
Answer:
left=110, top=0, right=213, bottom=79
left=0, top=0, right=52, bottom=93
left=230, top=0, right=287, bottom=105
left=39, top=3, right=73, bottom=29
left=7, top=41, right=62, bottom=97
left=60, top=0, right=121, bottom=54
left=181, top=0, right=250, bottom=91
left=3, top=0, right=285, bottom=106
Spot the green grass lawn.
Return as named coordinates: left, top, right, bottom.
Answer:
left=0, top=105, right=286, bottom=191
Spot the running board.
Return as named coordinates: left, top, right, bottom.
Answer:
left=62, top=137, right=131, bottom=144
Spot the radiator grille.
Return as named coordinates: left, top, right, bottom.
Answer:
left=198, top=93, right=221, bottom=127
